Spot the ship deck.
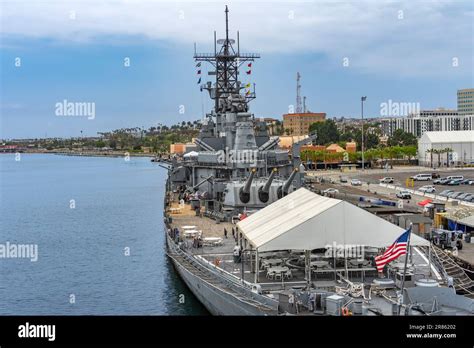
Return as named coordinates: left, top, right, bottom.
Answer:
left=167, top=201, right=442, bottom=293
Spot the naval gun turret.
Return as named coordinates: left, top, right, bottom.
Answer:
left=278, top=168, right=299, bottom=198
left=239, top=168, right=256, bottom=204
left=258, top=168, right=277, bottom=203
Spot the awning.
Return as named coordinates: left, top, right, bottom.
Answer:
left=417, top=199, right=433, bottom=207
left=458, top=215, right=474, bottom=228
left=237, top=188, right=429, bottom=252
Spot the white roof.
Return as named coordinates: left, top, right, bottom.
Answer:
left=237, top=188, right=429, bottom=251
left=420, top=131, right=474, bottom=144
left=459, top=215, right=474, bottom=228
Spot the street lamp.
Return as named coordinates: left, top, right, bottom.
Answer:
left=361, top=96, right=367, bottom=171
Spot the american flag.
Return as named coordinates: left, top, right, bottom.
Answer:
left=375, top=227, right=411, bottom=272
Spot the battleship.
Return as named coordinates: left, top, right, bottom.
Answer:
left=161, top=7, right=474, bottom=316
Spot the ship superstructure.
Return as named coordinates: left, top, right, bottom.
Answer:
left=167, top=6, right=313, bottom=220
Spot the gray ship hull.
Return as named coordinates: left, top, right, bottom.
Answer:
left=165, top=233, right=278, bottom=316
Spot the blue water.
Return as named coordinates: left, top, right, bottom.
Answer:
left=0, top=154, right=207, bottom=315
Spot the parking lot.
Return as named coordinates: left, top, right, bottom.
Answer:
left=356, top=169, right=474, bottom=195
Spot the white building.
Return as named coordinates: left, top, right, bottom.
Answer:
left=418, top=130, right=474, bottom=167
left=381, top=109, right=474, bottom=138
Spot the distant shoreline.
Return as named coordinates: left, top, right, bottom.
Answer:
left=0, top=150, right=156, bottom=158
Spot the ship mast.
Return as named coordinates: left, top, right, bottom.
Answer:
left=194, top=6, right=260, bottom=114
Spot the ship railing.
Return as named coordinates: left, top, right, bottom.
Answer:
left=168, top=234, right=277, bottom=308
left=193, top=254, right=278, bottom=308
left=195, top=254, right=252, bottom=286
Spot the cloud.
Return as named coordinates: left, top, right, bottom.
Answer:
left=1, top=0, right=472, bottom=77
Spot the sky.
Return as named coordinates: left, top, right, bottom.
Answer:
left=1, top=0, right=473, bottom=139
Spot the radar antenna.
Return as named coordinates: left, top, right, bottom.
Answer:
left=296, top=72, right=302, bottom=113
left=194, top=6, right=260, bottom=113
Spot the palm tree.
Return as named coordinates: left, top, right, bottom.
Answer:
left=432, top=149, right=442, bottom=168
left=426, top=148, right=434, bottom=168
left=444, top=147, right=453, bottom=167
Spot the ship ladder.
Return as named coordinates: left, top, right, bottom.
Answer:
left=427, top=245, right=474, bottom=299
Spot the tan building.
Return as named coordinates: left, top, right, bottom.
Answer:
left=170, top=142, right=198, bottom=155
left=283, top=112, right=326, bottom=136
left=170, top=143, right=186, bottom=155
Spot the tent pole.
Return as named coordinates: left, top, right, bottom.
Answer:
left=255, top=249, right=259, bottom=283
left=305, top=250, right=311, bottom=290
left=250, top=245, right=253, bottom=275
left=344, top=248, right=348, bottom=279
left=241, top=248, right=245, bottom=284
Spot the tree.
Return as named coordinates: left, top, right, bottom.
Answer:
left=430, top=149, right=442, bottom=168
left=402, top=145, right=417, bottom=162
left=95, top=140, right=106, bottom=148
left=388, top=129, right=417, bottom=147
left=309, top=120, right=340, bottom=145
left=444, top=147, right=453, bottom=167
left=365, top=133, right=380, bottom=149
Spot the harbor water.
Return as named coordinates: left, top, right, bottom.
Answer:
left=0, top=154, right=208, bottom=315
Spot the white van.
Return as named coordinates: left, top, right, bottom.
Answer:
left=446, top=175, right=464, bottom=181
left=412, top=174, right=432, bottom=181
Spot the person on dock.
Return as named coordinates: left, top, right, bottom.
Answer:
left=224, top=228, right=228, bottom=239
left=232, top=227, right=235, bottom=239
left=233, top=244, right=241, bottom=263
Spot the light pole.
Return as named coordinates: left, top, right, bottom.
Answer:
left=361, top=96, right=367, bottom=171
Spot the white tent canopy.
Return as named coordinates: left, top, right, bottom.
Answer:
left=237, top=188, right=429, bottom=252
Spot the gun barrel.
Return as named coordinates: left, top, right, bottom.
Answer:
left=243, top=168, right=257, bottom=194
left=262, top=168, right=277, bottom=193
left=282, top=168, right=299, bottom=194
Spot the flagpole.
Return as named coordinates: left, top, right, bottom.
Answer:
left=398, top=224, right=412, bottom=315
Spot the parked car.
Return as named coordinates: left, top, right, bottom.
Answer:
left=339, top=176, right=349, bottom=183
left=439, top=190, right=454, bottom=197
left=448, top=191, right=463, bottom=199
left=433, top=177, right=447, bottom=185
left=447, top=179, right=463, bottom=186
left=396, top=190, right=412, bottom=199
left=322, top=188, right=339, bottom=195
left=457, top=192, right=471, bottom=200
left=464, top=195, right=474, bottom=202
left=438, top=178, right=452, bottom=185
left=411, top=174, right=432, bottom=181
left=431, top=172, right=441, bottom=179
left=379, top=177, right=394, bottom=184
left=351, top=179, right=362, bottom=186
left=460, top=179, right=473, bottom=185
left=419, top=185, right=436, bottom=193
left=446, top=175, right=464, bottom=181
